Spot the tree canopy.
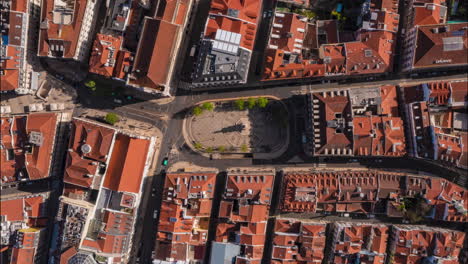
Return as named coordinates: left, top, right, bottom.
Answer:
left=104, top=113, right=120, bottom=125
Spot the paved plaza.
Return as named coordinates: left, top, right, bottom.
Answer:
left=186, top=101, right=288, bottom=154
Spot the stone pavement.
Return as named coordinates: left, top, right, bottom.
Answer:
left=187, top=103, right=286, bottom=153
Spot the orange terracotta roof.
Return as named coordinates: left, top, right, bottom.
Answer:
left=269, top=13, right=306, bottom=53
left=11, top=0, right=28, bottom=12
left=210, top=0, right=260, bottom=24
left=102, top=210, right=134, bottom=234
left=158, top=202, right=193, bottom=234
left=413, top=23, right=468, bottom=69
left=155, top=242, right=189, bottom=261
left=128, top=18, right=179, bottom=90
left=393, top=227, right=465, bottom=263
left=450, top=80, right=468, bottom=107
left=25, top=113, right=58, bottom=180
left=225, top=173, right=275, bottom=205
left=63, top=151, right=98, bottom=188
left=262, top=49, right=325, bottom=80
left=353, top=116, right=406, bottom=156
left=345, top=31, right=395, bottom=75
left=9, top=248, right=35, bottom=264
left=24, top=196, right=44, bottom=218
left=205, top=15, right=257, bottom=50
left=64, top=119, right=115, bottom=188
left=69, top=119, right=115, bottom=162
left=272, top=219, right=326, bottom=262
left=413, top=0, right=447, bottom=26
left=380, top=85, right=400, bottom=116
left=59, top=247, right=77, bottom=264
left=89, top=34, right=123, bottom=78
left=103, top=134, right=150, bottom=194
left=0, top=113, right=57, bottom=183
left=38, top=0, right=89, bottom=58
left=82, top=233, right=127, bottom=254
left=310, top=91, right=354, bottom=155
left=0, top=199, right=24, bottom=221
left=281, top=171, right=403, bottom=214
left=113, top=50, right=132, bottom=80
left=0, top=46, right=21, bottom=91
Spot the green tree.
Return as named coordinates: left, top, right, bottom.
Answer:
left=206, top=147, right=213, bottom=153
left=194, top=142, right=203, bottom=150
left=202, top=102, right=214, bottom=111
left=85, top=80, right=96, bottom=89
left=257, top=97, right=269, bottom=108
left=104, top=113, right=120, bottom=125
left=218, top=146, right=226, bottom=152
left=192, top=106, right=203, bottom=116
left=241, top=144, right=248, bottom=152
left=234, top=99, right=245, bottom=110
left=247, top=98, right=257, bottom=109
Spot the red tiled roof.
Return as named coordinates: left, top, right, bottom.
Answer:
left=225, top=173, right=275, bottom=205
left=25, top=113, right=58, bottom=180
left=204, top=15, right=257, bottom=50
left=210, top=0, right=260, bottom=24
left=89, top=34, right=123, bottom=78
left=345, top=31, right=395, bottom=75
left=205, top=0, right=261, bottom=51
left=0, top=41, right=21, bottom=91
left=280, top=170, right=406, bottom=214
left=102, top=210, right=134, bottom=234
left=129, top=0, right=189, bottom=91
left=155, top=242, right=188, bottom=262
left=0, top=199, right=24, bottom=222
left=450, top=80, right=468, bottom=107
left=38, top=0, right=89, bottom=58
left=310, top=91, right=354, bottom=155
left=413, top=0, right=447, bottom=26
left=113, top=50, right=132, bottom=80
left=69, top=119, right=115, bottom=162
left=318, top=20, right=339, bottom=44
left=263, top=49, right=325, bottom=80
left=332, top=223, right=389, bottom=262
left=158, top=202, right=194, bottom=234
left=103, top=134, right=150, bottom=194
left=63, top=151, right=98, bottom=188
left=394, top=227, right=465, bottom=263
left=128, top=18, right=179, bottom=90
left=413, top=23, right=468, bottom=69
left=0, top=113, right=57, bottom=183
left=353, top=116, right=406, bottom=156
left=269, top=13, right=306, bottom=53
left=59, top=247, right=77, bottom=264
left=64, top=119, right=114, bottom=188
left=11, top=0, right=28, bottom=12
left=9, top=248, right=35, bottom=264
left=82, top=234, right=127, bottom=255
left=24, top=196, right=44, bottom=218
left=272, top=219, right=326, bottom=263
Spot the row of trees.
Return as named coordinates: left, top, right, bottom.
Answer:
left=235, top=97, right=268, bottom=110
left=192, top=102, right=215, bottom=116
left=192, top=97, right=269, bottom=116
left=193, top=142, right=249, bottom=153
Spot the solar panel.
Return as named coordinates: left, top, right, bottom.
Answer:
left=212, top=29, right=241, bottom=55
left=451, top=30, right=465, bottom=37
left=443, top=37, right=463, bottom=51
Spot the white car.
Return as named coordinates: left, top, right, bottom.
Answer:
left=153, top=210, right=158, bottom=219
